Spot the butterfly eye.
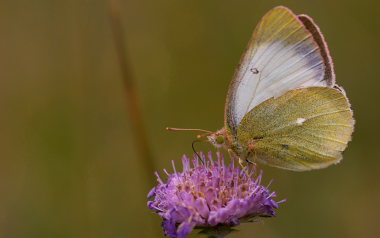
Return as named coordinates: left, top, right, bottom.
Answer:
left=216, top=136, right=225, bottom=144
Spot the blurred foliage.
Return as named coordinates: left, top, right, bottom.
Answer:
left=0, top=0, right=380, bottom=237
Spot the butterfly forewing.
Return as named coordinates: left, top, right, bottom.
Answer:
left=225, top=6, right=334, bottom=135
left=298, top=14, right=335, bottom=85
left=236, top=87, right=354, bottom=171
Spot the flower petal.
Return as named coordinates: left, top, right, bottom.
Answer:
left=177, top=221, right=195, bottom=238
left=162, top=219, right=177, bottom=238
left=147, top=187, right=156, bottom=199
left=194, top=197, right=209, bottom=218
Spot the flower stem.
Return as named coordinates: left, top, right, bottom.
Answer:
left=198, top=225, right=236, bottom=238
left=108, top=0, right=156, bottom=186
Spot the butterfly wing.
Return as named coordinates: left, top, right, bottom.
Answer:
left=236, top=87, right=354, bottom=171
left=225, top=6, right=335, bottom=136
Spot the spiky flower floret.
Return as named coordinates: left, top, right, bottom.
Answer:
left=147, top=152, right=284, bottom=238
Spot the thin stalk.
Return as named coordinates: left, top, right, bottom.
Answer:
left=108, top=0, right=156, bottom=186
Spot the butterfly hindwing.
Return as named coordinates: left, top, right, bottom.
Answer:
left=236, top=87, right=354, bottom=171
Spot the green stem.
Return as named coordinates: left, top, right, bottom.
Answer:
left=198, top=226, right=236, bottom=238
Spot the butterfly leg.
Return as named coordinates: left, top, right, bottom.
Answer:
left=239, top=157, right=250, bottom=176
left=227, top=148, right=235, bottom=159
left=245, top=151, right=259, bottom=176
left=228, top=149, right=248, bottom=174
left=238, top=155, right=251, bottom=176
left=246, top=158, right=259, bottom=176
left=245, top=157, right=254, bottom=164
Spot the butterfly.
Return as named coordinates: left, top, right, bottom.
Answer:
left=168, top=6, right=354, bottom=171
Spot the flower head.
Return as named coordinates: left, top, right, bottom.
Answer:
left=147, top=152, right=284, bottom=238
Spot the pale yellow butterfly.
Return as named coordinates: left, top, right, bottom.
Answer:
left=168, top=6, right=354, bottom=171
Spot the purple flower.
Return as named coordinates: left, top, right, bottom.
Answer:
left=147, top=152, right=285, bottom=238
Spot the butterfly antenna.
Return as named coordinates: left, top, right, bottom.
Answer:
left=166, top=127, right=214, bottom=139
left=196, top=132, right=213, bottom=139
left=192, top=140, right=205, bottom=165
left=166, top=127, right=212, bottom=134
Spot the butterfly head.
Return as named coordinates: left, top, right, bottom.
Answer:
left=205, top=128, right=230, bottom=150
left=165, top=127, right=231, bottom=151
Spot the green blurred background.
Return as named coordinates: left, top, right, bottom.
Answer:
left=1, top=0, right=379, bottom=237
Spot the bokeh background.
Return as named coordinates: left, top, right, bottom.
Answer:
left=1, top=0, right=380, bottom=237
